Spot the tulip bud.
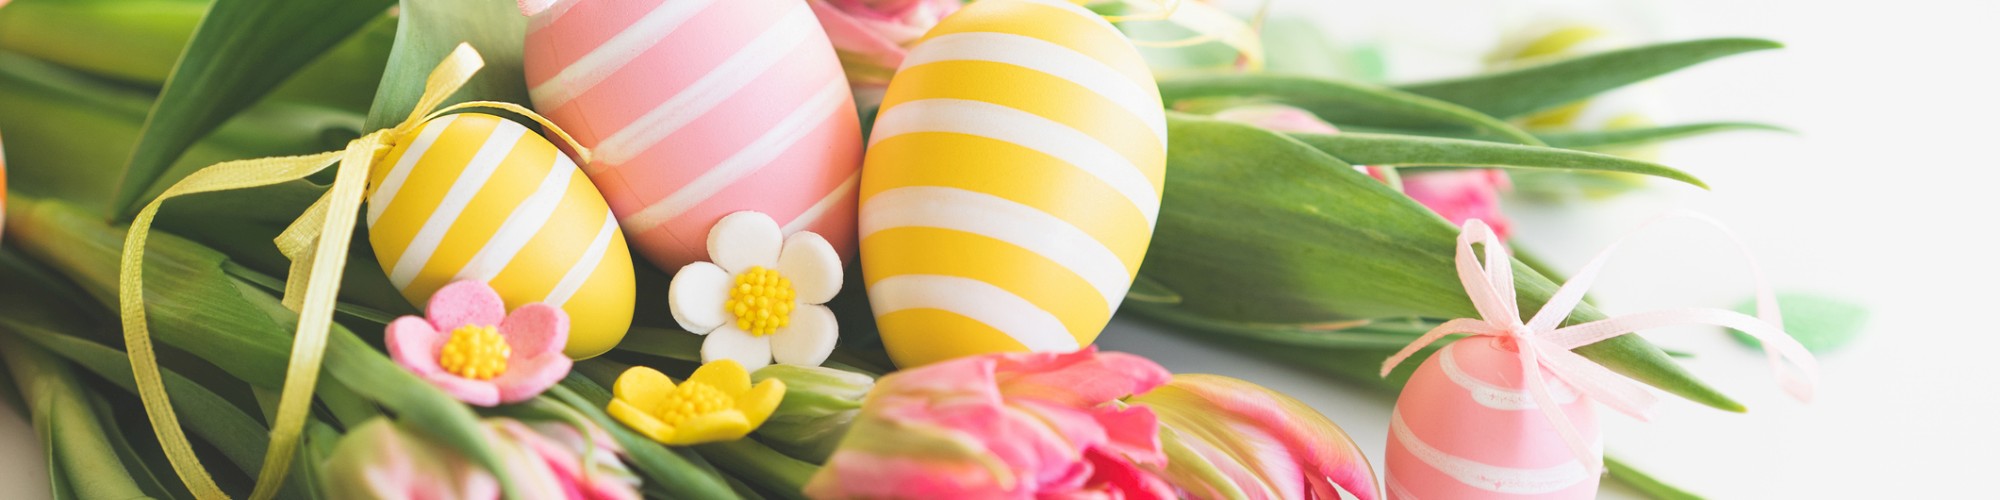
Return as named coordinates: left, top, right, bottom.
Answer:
left=324, top=418, right=503, bottom=500
left=751, top=363, right=874, bottom=462
left=1131, top=374, right=1381, bottom=500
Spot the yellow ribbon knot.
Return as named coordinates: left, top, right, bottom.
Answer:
left=118, top=43, right=589, bottom=500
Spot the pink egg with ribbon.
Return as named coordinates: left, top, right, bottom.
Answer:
left=1385, top=338, right=1601, bottom=499
left=1379, top=215, right=1822, bottom=500
left=522, top=0, right=865, bottom=272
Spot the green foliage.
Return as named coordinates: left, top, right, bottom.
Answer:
left=1158, top=73, right=1541, bottom=144
left=1131, top=114, right=1740, bottom=411
left=1290, top=131, right=1707, bottom=187
left=112, top=0, right=392, bottom=216
left=1398, top=38, right=1782, bottom=120
left=365, top=0, right=531, bottom=130
left=1539, top=121, right=1790, bottom=151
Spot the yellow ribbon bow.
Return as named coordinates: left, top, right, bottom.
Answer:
left=118, top=43, right=588, bottom=500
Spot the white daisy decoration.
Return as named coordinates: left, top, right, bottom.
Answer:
left=669, top=211, right=843, bottom=370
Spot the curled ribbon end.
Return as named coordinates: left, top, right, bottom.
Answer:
left=448, top=43, right=485, bottom=70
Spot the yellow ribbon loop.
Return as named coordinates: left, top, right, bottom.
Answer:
left=119, top=43, right=588, bottom=500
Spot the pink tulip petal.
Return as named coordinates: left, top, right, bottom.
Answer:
left=420, top=371, right=501, bottom=407
left=493, top=352, right=573, bottom=404
left=1081, top=447, right=1174, bottom=500
left=427, top=280, right=509, bottom=331
left=1401, top=170, right=1513, bottom=240
left=810, top=2, right=910, bottom=70
left=1090, top=405, right=1165, bottom=466
left=500, top=302, right=570, bottom=356
left=994, top=348, right=1170, bottom=408
left=1175, top=374, right=1380, bottom=500
left=387, top=316, right=448, bottom=376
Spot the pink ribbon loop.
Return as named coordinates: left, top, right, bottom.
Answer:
left=1380, top=213, right=1822, bottom=475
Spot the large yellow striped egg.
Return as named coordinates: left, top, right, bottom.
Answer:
left=367, top=113, right=635, bottom=359
left=860, top=0, right=1166, bottom=367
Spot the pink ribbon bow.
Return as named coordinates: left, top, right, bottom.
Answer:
left=1381, top=213, right=1821, bottom=475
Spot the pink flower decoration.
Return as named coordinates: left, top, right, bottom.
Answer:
left=805, top=347, right=1174, bottom=499
left=386, top=280, right=574, bottom=406
left=1401, top=169, right=1515, bottom=239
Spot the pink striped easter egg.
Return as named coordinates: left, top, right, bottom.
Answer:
left=524, top=0, right=865, bottom=272
left=1385, top=338, right=1601, bottom=499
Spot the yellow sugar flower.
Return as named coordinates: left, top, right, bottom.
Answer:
left=607, top=360, right=786, bottom=445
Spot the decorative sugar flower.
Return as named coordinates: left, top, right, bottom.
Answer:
left=386, top=280, right=573, bottom=406
left=669, top=211, right=843, bottom=371
left=608, top=360, right=786, bottom=446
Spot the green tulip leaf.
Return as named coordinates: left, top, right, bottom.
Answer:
left=364, top=0, right=531, bottom=131
left=1131, top=114, right=1740, bottom=411
left=1157, top=74, right=1541, bottom=144
left=1397, top=38, right=1782, bottom=120
left=1289, top=132, right=1708, bottom=188
left=1539, top=121, right=1791, bottom=151
left=113, top=0, right=394, bottom=217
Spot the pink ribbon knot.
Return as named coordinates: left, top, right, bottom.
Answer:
left=1380, top=214, right=1821, bottom=475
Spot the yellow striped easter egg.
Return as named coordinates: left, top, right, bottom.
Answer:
left=368, top=113, right=635, bottom=359
left=860, top=0, right=1166, bottom=367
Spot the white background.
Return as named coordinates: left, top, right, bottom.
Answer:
left=1102, top=0, right=2000, bottom=498
left=3, top=0, right=1996, bottom=498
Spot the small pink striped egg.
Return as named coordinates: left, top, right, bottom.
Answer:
left=1385, top=338, right=1601, bottom=500
left=523, top=0, right=865, bottom=272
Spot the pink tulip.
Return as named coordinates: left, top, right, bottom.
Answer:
left=488, top=420, right=643, bottom=500
left=808, top=0, right=961, bottom=105
left=324, top=419, right=503, bottom=500
left=324, top=417, right=643, bottom=500
left=1213, top=104, right=1514, bottom=238
left=805, top=347, right=1175, bottom=499
left=386, top=280, right=574, bottom=406
left=1400, top=169, right=1514, bottom=239
left=1132, top=375, right=1381, bottom=500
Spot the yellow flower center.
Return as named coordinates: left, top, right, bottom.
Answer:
left=651, top=381, right=734, bottom=429
left=724, top=266, right=795, bottom=336
left=438, top=325, right=510, bottom=380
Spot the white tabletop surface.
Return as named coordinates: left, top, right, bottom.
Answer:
left=3, top=0, right=1994, bottom=498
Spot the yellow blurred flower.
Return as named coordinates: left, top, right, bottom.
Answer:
left=607, top=360, right=786, bottom=446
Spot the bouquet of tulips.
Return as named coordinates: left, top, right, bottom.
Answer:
left=0, top=0, right=1810, bottom=498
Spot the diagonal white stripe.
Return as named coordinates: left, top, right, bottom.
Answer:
left=1441, top=342, right=1580, bottom=411
left=780, top=169, right=861, bottom=235
left=860, top=186, right=1132, bottom=307
left=1386, top=475, right=1420, bottom=500
left=1389, top=409, right=1596, bottom=494
left=870, top=99, right=1160, bottom=227
left=529, top=0, right=719, bottom=110
left=592, top=3, right=820, bottom=169
left=544, top=209, right=618, bottom=306
left=451, top=153, right=578, bottom=284
left=901, top=32, right=1166, bottom=147
left=868, top=274, right=1081, bottom=352
left=368, top=114, right=459, bottom=227
left=389, top=122, right=527, bottom=290
left=618, top=76, right=851, bottom=232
